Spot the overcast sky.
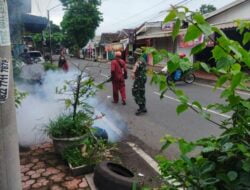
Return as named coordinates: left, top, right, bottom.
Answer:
left=31, top=0, right=236, bottom=35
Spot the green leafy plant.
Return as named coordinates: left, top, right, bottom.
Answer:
left=43, top=62, right=58, bottom=71
left=45, top=62, right=103, bottom=139
left=56, top=67, right=99, bottom=120
left=199, top=4, right=216, bottom=15
left=63, top=134, right=116, bottom=167
left=32, top=23, right=64, bottom=54
left=63, top=146, right=91, bottom=167
left=146, top=6, right=250, bottom=190
left=14, top=87, right=28, bottom=108
left=45, top=112, right=93, bottom=138
left=13, top=59, right=24, bottom=80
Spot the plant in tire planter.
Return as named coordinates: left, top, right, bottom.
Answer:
left=45, top=65, right=102, bottom=154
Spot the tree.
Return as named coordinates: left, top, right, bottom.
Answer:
left=199, top=4, right=216, bottom=14
left=60, top=0, right=100, bottom=7
left=145, top=6, right=250, bottom=190
left=60, top=0, right=102, bottom=54
left=32, top=23, right=64, bottom=53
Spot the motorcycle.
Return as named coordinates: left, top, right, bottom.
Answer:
left=166, top=69, right=196, bottom=84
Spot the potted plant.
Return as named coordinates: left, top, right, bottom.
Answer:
left=44, top=65, right=102, bottom=154
left=62, top=145, right=95, bottom=176
left=45, top=111, right=93, bottom=154
left=62, top=135, right=116, bottom=176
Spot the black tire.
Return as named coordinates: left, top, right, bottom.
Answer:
left=94, top=161, right=137, bottom=190
left=184, top=73, right=195, bottom=84
left=167, top=75, right=174, bottom=85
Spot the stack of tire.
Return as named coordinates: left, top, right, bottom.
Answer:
left=94, top=161, right=137, bottom=190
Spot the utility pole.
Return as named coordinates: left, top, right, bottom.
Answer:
left=47, top=10, right=52, bottom=63
left=0, top=0, right=22, bottom=189
left=47, top=4, right=61, bottom=64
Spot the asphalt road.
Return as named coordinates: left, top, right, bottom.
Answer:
left=69, top=58, right=250, bottom=158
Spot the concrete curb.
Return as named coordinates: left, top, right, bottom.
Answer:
left=85, top=174, right=97, bottom=190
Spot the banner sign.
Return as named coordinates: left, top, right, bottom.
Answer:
left=0, top=0, right=11, bottom=46
left=105, top=43, right=123, bottom=52
left=0, top=59, right=9, bottom=103
left=162, top=22, right=174, bottom=31
left=179, top=34, right=204, bottom=48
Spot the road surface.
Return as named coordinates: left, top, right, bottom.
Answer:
left=69, top=58, right=250, bottom=158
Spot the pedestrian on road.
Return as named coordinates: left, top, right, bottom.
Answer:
left=58, top=50, right=69, bottom=72
left=111, top=51, right=127, bottom=105
left=132, top=48, right=147, bottom=116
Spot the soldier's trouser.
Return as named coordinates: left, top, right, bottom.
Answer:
left=112, top=81, right=126, bottom=103
left=132, top=81, right=146, bottom=108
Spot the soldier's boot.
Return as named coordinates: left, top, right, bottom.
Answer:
left=142, top=104, right=147, bottom=113
left=136, top=105, right=147, bottom=116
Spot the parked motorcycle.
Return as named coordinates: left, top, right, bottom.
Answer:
left=166, top=69, right=196, bottom=84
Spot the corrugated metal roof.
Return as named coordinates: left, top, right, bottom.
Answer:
left=99, top=33, right=120, bottom=45
left=22, top=14, right=48, bottom=33
left=205, top=0, right=248, bottom=20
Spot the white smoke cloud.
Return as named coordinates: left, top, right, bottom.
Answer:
left=16, top=70, right=77, bottom=146
left=16, top=69, right=127, bottom=146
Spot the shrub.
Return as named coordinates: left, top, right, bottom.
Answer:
left=14, top=87, right=28, bottom=108
left=13, top=59, right=24, bottom=79
left=62, top=137, right=116, bottom=167
left=43, top=62, right=58, bottom=71
left=45, top=112, right=93, bottom=138
left=63, top=146, right=90, bottom=167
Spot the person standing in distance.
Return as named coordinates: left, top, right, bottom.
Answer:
left=131, top=48, right=147, bottom=116
left=111, top=51, right=127, bottom=105
left=58, top=49, right=69, bottom=72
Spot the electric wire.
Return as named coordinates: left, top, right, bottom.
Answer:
left=108, top=0, right=170, bottom=27
left=118, top=0, right=196, bottom=30
left=125, top=11, right=165, bottom=29
left=175, top=0, right=192, bottom=6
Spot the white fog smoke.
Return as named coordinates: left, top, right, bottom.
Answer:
left=16, top=70, right=77, bottom=146
left=16, top=68, right=127, bottom=146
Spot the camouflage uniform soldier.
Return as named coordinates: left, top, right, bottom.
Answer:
left=132, top=48, right=147, bottom=116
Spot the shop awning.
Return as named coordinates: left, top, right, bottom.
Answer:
left=136, top=28, right=190, bottom=40
left=213, top=21, right=238, bottom=29
left=136, top=31, right=172, bottom=40
left=22, top=14, right=48, bottom=33
left=136, top=20, right=248, bottom=41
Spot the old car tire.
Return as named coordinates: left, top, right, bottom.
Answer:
left=94, top=161, right=136, bottom=190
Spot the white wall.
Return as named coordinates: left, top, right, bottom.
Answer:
left=207, top=1, right=250, bottom=24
